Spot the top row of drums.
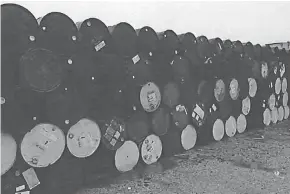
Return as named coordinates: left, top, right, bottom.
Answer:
left=4, top=3, right=284, bottom=63
left=1, top=4, right=193, bottom=57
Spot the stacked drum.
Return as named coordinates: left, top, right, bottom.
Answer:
left=1, top=3, right=289, bottom=194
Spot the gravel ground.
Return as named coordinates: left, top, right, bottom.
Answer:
left=76, top=120, right=290, bottom=194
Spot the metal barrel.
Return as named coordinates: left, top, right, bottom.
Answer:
left=178, top=32, right=197, bottom=52
left=157, top=30, right=180, bottom=56
left=38, top=12, right=78, bottom=56
left=108, top=22, right=138, bottom=58
left=161, top=123, right=197, bottom=157
left=1, top=139, right=48, bottom=194
left=136, top=26, right=159, bottom=57
left=77, top=18, right=113, bottom=54
left=244, top=42, right=255, bottom=59
left=18, top=48, right=64, bottom=93
left=254, top=44, right=262, bottom=61
left=197, top=35, right=212, bottom=63
left=209, top=37, right=224, bottom=57
left=44, top=71, right=89, bottom=133
left=223, top=39, right=233, bottom=59
left=1, top=4, right=38, bottom=100
left=139, top=133, right=163, bottom=165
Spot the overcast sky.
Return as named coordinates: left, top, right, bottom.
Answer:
left=4, top=1, right=290, bottom=45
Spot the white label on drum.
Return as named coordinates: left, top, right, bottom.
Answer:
left=16, top=185, right=25, bottom=192
left=147, top=91, right=157, bottom=104
left=212, top=104, right=217, bottom=111
left=194, top=105, right=204, bottom=119
left=40, top=129, right=57, bottom=142
left=94, top=41, right=106, bottom=52
left=114, top=131, right=120, bottom=140
left=280, top=63, right=285, bottom=77
left=261, top=63, right=268, bottom=78
left=22, top=168, right=40, bottom=190
left=132, top=54, right=140, bottom=64
left=274, top=66, right=278, bottom=75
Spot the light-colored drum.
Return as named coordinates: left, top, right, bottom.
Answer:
left=1, top=133, right=17, bottom=175
left=67, top=118, right=101, bottom=158
left=284, top=106, right=289, bottom=120
left=21, top=123, right=66, bottom=168
left=268, top=94, right=276, bottom=111
left=263, top=108, right=271, bottom=126
left=277, top=106, right=284, bottom=122
left=225, top=116, right=237, bottom=137
left=283, top=92, right=288, bottom=107
left=242, top=96, right=251, bottom=116
left=114, top=140, right=139, bottom=172
left=229, top=79, right=239, bottom=100
left=181, top=125, right=197, bottom=150
left=248, top=78, right=257, bottom=98
left=214, top=79, right=225, bottom=102
left=140, top=82, right=161, bottom=112
left=140, top=134, right=163, bottom=165
left=281, top=77, right=287, bottom=94
left=271, top=107, right=278, bottom=124
left=237, top=114, right=247, bottom=134
left=212, top=119, right=225, bottom=141
left=275, top=77, right=281, bottom=95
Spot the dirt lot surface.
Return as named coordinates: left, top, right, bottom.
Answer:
left=77, top=120, right=290, bottom=194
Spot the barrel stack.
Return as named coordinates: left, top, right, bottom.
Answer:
left=1, top=3, right=290, bottom=194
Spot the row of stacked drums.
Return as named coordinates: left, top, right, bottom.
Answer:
left=1, top=3, right=290, bottom=194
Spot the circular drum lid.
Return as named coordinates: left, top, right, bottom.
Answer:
left=67, top=118, right=101, bottom=158
left=171, top=55, right=191, bottom=83
left=162, top=82, right=180, bottom=108
left=277, top=106, right=284, bottom=122
left=237, top=114, right=247, bottom=134
left=140, top=82, right=161, bottom=112
left=268, top=94, right=276, bottom=110
left=275, top=77, right=282, bottom=95
left=126, top=112, right=150, bottom=143
left=136, top=26, right=158, bottom=53
left=152, top=107, right=170, bottom=136
left=271, top=108, right=278, bottom=124
left=109, top=22, right=137, bottom=57
left=261, top=62, right=269, bottom=79
left=283, top=92, right=288, bottom=107
left=1, top=133, right=17, bottom=175
left=78, top=18, right=110, bottom=52
left=229, top=79, right=240, bottom=100
left=225, top=116, right=237, bottom=137
left=19, top=48, right=63, bottom=92
left=141, top=134, right=163, bottom=165
left=1, top=4, right=38, bottom=55
left=214, top=79, right=226, bottom=102
left=39, top=12, right=78, bottom=55
left=282, top=77, right=287, bottom=93
left=284, top=106, right=290, bottom=120
left=101, top=117, right=126, bottom=151
left=263, top=108, right=271, bottom=126
left=212, top=119, right=225, bottom=141
left=21, top=123, right=66, bottom=168
left=114, top=140, right=139, bottom=172
left=242, top=96, right=251, bottom=116
left=181, top=125, right=197, bottom=150
left=171, top=104, right=189, bottom=130
left=248, top=78, right=257, bottom=98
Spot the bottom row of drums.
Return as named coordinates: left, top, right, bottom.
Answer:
left=2, top=106, right=289, bottom=194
